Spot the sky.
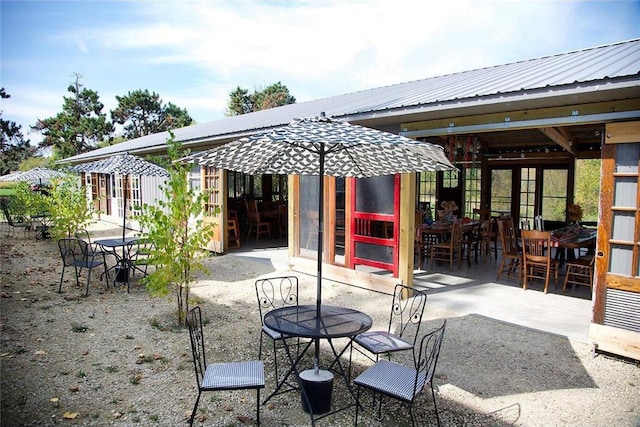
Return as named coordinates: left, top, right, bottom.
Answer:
left=2, top=0, right=640, bottom=146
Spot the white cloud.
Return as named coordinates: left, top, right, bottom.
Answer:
left=3, top=0, right=639, bottom=147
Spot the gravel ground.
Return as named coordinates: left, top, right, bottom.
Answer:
left=1, top=222, right=639, bottom=427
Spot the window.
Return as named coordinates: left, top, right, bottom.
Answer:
left=416, top=171, right=437, bottom=207
left=520, top=168, right=536, bottom=222
left=575, top=159, right=601, bottom=222
left=227, top=171, right=244, bottom=198
left=464, top=166, right=481, bottom=218
left=188, top=164, right=201, bottom=192
left=203, top=166, right=221, bottom=216
left=491, top=169, right=512, bottom=214
left=442, top=170, right=458, bottom=188
left=129, top=176, right=141, bottom=217
left=542, top=169, right=568, bottom=221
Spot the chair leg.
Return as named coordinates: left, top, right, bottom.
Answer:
left=431, top=382, right=441, bottom=427
left=190, top=390, right=202, bottom=426
left=256, top=388, right=260, bottom=425
left=272, top=339, right=279, bottom=384
left=355, top=385, right=361, bottom=424
left=58, top=267, right=66, bottom=293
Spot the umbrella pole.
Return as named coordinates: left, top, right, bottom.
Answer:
left=316, top=143, right=325, bottom=319
left=122, top=175, right=127, bottom=241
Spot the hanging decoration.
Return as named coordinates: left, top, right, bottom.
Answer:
left=444, top=135, right=481, bottom=166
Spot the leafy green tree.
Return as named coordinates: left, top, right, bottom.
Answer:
left=32, top=74, right=114, bottom=160
left=575, top=159, right=601, bottom=222
left=225, top=82, right=296, bottom=116
left=47, top=174, right=96, bottom=239
left=1, top=88, right=34, bottom=175
left=12, top=182, right=49, bottom=219
left=111, top=90, right=194, bottom=140
left=137, top=133, right=214, bottom=326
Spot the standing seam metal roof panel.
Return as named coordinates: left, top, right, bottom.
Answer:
left=61, top=38, right=640, bottom=163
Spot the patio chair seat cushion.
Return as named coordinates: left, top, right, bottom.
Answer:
left=202, top=360, right=264, bottom=390
left=355, top=330, right=413, bottom=355
left=262, top=324, right=286, bottom=340
left=354, top=359, right=426, bottom=401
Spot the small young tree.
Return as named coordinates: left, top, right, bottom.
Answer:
left=47, top=175, right=96, bottom=239
left=12, top=182, right=49, bottom=218
left=137, top=134, right=214, bottom=326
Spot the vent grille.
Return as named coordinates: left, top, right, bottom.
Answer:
left=604, top=288, right=640, bottom=332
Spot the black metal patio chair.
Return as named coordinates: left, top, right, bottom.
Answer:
left=187, top=306, right=265, bottom=426
left=349, top=284, right=427, bottom=378
left=254, top=276, right=304, bottom=391
left=58, top=237, right=109, bottom=296
left=354, top=320, right=447, bottom=427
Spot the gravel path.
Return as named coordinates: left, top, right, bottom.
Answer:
left=1, top=224, right=639, bottom=426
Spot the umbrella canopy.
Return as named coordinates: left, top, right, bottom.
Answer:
left=183, top=113, right=456, bottom=318
left=185, top=114, right=454, bottom=178
left=0, top=167, right=70, bottom=183
left=69, top=153, right=169, bottom=240
left=69, top=153, right=169, bottom=177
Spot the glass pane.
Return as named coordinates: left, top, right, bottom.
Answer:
left=574, top=159, right=601, bottom=222
left=491, top=169, right=512, bottom=214
left=542, top=169, right=568, bottom=221
left=615, top=144, right=640, bottom=173
left=612, top=211, right=636, bottom=241
left=609, top=244, right=633, bottom=275
left=613, top=177, right=638, bottom=208
left=299, top=175, right=319, bottom=256
left=520, top=168, right=536, bottom=221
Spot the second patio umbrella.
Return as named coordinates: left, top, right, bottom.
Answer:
left=183, top=113, right=456, bottom=316
left=69, top=153, right=169, bottom=240
left=0, top=167, right=70, bottom=184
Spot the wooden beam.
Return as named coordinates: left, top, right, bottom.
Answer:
left=539, top=126, right=576, bottom=155
left=401, top=99, right=640, bottom=133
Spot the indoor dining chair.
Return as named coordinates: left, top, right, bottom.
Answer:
left=563, top=255, right=595, bottom=292
left=430, top=221, right=463, bottom=270
left=245, top=199, right=271, bottom=241
left=521, top=229, right=559, bottom=293
left=496, top=218, right=523, bottom=282
left=187, top=306, right=265, bottom=426
left=354, top=320, right=447, bottom=427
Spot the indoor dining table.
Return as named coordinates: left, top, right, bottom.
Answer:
left=550, top=227, right=597, bottom=267
left=263, top=304, right=372, bottom=426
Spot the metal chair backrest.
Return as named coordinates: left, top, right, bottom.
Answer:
left=520, top=220, right=531, bottom=231
left=387, top=284, right=428, bottom=346
left=414, top=320, right=447, bottom=389
left=187, top=306, right=207, bottom=387
left=534, top=215, right=544, bottom=231
left=255, top=276, right=299, bottom=325
left=75, top=228, right=93, bottom=244
left=58, top=238, right=89, bottom=266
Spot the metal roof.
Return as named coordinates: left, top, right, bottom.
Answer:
left=61, top=38, right=640, bottom=164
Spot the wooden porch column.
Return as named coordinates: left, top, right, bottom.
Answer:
left=399, top=173, right=416, bottom=289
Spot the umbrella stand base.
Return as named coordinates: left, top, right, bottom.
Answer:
left=299, top=369, right=334, bottom=415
